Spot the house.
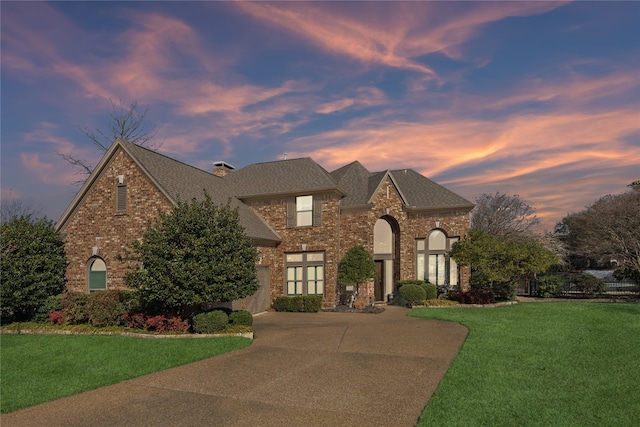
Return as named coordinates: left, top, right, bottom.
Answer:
left=56, top=139, right=474, bottom=312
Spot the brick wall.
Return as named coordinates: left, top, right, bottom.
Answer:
left=339, top=176, right=471, bottom=291
left=246, top=194, right=341, bottom=308
left=60, top=149, right=173, bottom=292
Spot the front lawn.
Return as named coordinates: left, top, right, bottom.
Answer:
left=410, top=302, right=640, bottom=426
left=0, top=334, right=250, bottom=413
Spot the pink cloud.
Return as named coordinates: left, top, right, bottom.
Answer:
left=234, top=2, right=567, bottom=75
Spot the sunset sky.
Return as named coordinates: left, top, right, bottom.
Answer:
left=2, top=1, right=638, bottom=231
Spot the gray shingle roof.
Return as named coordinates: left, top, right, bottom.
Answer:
left=120, top=140, right=281, bottom=243
left=330, top=161, right=373, bottom=207
left=330, top=161, right=473, bottom=211
left=224, top=157, right=343, bottom=198
left=389, top=169, right=474, bottom=211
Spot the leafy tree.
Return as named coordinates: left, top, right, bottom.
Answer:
left=1, top=216, right=67, bottom=322
left=57, top=99, right=157, bottom=180
left=472, top=192, right=540, bottom=237
left=337, top=246, right=376, bottom=288
left=556, top=186, right=640, bottom=276
left=451, top=230, right=557, bottom=300
left=123, top=194, right=259, bottom=316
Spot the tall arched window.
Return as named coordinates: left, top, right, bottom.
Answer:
left=416, top=230, right=459, bottom=287
left=88, top=257, right=107, bottom=292
left=374, top=219, right=393, bottom=254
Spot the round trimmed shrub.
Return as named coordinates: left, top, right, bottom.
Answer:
left=421, top=283, right=437, bottom=300
left=399, top=284, right=426, bottom=306
left=229, top=310, right=253, bottom=326
left=193, top=310, right=229, bottom=333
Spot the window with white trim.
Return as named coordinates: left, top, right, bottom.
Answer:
left=296, top=195, right=313, bottom=226
left=285, top=252, right=324, bottom=295
left=287, top=195, right=322, bottom=228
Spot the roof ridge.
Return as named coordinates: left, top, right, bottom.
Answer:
left=119, top=139, right=216, bottom=178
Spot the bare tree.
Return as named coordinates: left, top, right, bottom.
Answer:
left=471, top=192, right=540, bottom=238
left=0, top=195, right=44, bottom=224
left=558, top=187, right=640, bottom=275
left=57, top=99, right=157, bottom=180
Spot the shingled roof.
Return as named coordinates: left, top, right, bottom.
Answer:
left=331, top=161, right=474, bottom=211
left=224, top=157, right=344, bottom=198
left=57, top=140, right=281, bottom=244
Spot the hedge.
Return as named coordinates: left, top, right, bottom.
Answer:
left=272, top=296, right=322, bottom=312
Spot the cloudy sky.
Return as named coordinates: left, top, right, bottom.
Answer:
left=2, top=1, right=638, bottom=231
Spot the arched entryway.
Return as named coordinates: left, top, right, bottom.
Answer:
left=373, top=216, right=400, bottom=301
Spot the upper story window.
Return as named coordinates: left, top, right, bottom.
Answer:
left=296, top=195, right=313, bottom=226
left=287, top=195, right=322, bottom=228
left=116, top=175, right=127, bottom=214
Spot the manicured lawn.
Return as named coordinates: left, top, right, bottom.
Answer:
left=409, top=302, right=640, bottom=426
left=0, top=334, right=250, bottom=413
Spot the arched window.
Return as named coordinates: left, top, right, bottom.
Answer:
left=416, top=230, right=459, bottom=287
left=88, top=257, right=107, bottom=292
left=374, top=219, right=393, bottom=254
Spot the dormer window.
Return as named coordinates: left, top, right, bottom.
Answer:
left=287, top=195, right=322, bottom=228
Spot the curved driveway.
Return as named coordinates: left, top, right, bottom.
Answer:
left=3, top=306, right=467, bottom=427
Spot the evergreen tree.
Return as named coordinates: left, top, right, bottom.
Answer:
left=124, top=194, right=259, bottom=315
left=1, top=216, right=68, bottom=322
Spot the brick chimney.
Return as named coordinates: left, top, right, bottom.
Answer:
left=213, top=161, right=235, bottom=177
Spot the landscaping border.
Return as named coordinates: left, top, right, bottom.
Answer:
left=0, top=328, right=253, bottom=339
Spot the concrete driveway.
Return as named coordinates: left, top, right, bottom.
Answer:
left=2, top=306, right=467, bottom=427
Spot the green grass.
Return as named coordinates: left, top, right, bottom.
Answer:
left=0, top=334, right=250, bottom=413
left=410, top=302, right=640, bottom=426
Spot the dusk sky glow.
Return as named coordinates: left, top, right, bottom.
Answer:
left=2, top=1, right=639, bottom=231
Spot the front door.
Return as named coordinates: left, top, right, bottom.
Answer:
left=375, top=261, right=384, bottom=301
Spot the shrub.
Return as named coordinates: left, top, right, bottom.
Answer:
left=338, top=246, right=376, bottom=288
left=537, top=274, right=565, bottom=298
left=399, top=284, right=426, bottom=307
left=34, top=294, right=64, bottom=322
left=144, top=314, right=189, bottom=333
left=1, top=216, right=68, bottom=323
left=48, top=310, right=64, bottom=325
left=272, top=296, right=322, bottom=312
left=570, top=272, right=607, bottom=297
left=193, top=310, right=229, bottom=333
left=422, top=283, right=437, bottom=300
left=454, top=287, right=495, bottom=304
left=62, top=292, right=90, bottom=325
left=396, top=280, right=425, bottom=291
left=122, top=312, right=189, bottom=333
left=86, top=290, right=133, bottom=327
left=229, top=310, right=253, bottom=326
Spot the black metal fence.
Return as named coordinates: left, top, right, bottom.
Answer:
left=520, top=275, right=639, bottom=298
left=558, top=278, right=639, bottom=298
